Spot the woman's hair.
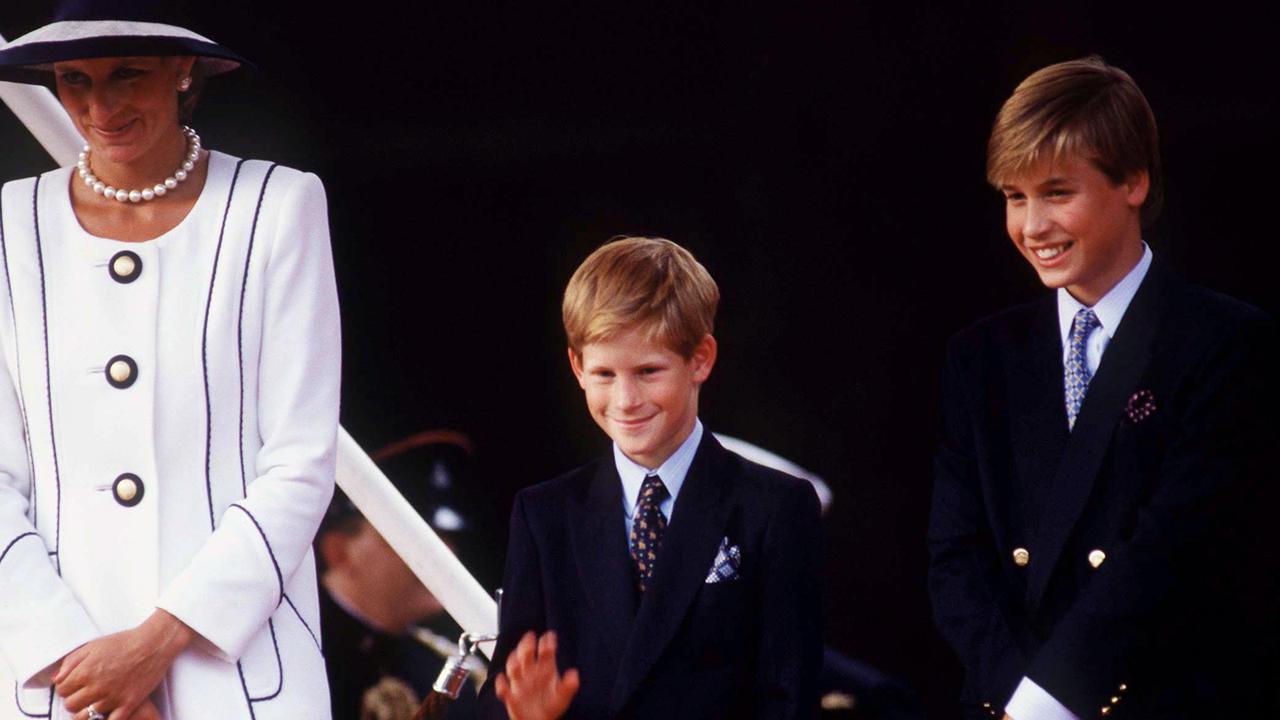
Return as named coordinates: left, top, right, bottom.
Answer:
left=562, top=236, right=720, bottom=359
left=987, top=56, right=1163, bottom=227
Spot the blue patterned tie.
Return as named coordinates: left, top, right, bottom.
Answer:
left=629, top=474, right=668, bottom=592
left=1064, top=308, right=1102, bottom=430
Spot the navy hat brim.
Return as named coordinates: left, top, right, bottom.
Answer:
left=0, top=20, right=250, bottom=85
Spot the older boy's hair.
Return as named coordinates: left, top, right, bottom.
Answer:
left=563, top=236, right=719, bottom=359
left=987, top=56, right=1163, bottom=226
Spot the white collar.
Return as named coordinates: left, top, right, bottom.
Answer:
left=1057, top=243, right=1153, bottom=344
left=615, top=419, right=703, bottom=514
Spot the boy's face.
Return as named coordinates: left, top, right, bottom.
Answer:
left=1000, top=153, right=1149, bottom=306
left=570, top=327, right=717, bottom=470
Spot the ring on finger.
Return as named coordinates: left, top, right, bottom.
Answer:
left=87, top=705, right=106, bottom=720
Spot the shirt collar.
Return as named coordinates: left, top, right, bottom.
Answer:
left=1057, top=243, right=1153, bottom=344
left=615, top=418, right=702, bottom=513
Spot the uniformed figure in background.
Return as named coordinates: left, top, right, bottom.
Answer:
left=318, top=431, right=486, bottom=720
left=716, top=435, right=923, bottom=720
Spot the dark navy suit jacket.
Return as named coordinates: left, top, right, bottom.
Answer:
left=928, top=260, right=1280, bottom=719
left=477, top=432, right=823, bottom=719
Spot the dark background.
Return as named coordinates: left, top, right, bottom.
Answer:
left=3, top=2, right=1278, bottom=716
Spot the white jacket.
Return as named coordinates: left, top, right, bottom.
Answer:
left=0, top=152, right=339, bottom=719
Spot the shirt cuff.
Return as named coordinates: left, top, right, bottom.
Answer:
left=1006, top=677, right=1079, bottom=720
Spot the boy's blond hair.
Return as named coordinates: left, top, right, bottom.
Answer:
left=987, top=56, right=1163, bottom=226
left=563, top=236, right=719, bottom=359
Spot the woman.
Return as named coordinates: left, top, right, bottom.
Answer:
left=0, top=3, right=339, bottom=719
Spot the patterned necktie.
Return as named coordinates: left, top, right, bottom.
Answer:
left=1064, top=308, right=1102, bottom=430
left=629, top=473, right=668, bottom=592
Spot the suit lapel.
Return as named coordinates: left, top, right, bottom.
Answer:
left=610, top=434, right=733, bottom=713
left=569, top=460, right=638, bottom=665
left=1010, top=298, right=1072, bottom=538
left=1025, top=262, right=1169, bottom=612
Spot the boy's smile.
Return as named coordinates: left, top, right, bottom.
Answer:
left=1001, top=154, right=1148, bottom=307
left=570, top=327, right=716, bottom=469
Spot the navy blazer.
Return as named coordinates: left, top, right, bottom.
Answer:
left=477, top=432, right=823, bottom=719
left=928, top=260, right=1280, bottom=719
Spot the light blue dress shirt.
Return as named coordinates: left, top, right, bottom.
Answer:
left=1055, top=244, right=1153, bottom=375
left=614, top=419, right=703, bottom=540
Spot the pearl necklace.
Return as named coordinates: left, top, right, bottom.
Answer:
left=76, top=126, right=202, bottom=203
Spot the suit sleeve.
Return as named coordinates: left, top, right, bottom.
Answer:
left=755, top=478, right=824, bottom=719
left=928, top=340, right=1032, bottom=710
left=0, top=353, right=99, bottom=687
left=477, top=491, right=548, bottom=720
left=156, top=171, right=340, bottom=660
left=1025, top=315, right=1279, bottom=716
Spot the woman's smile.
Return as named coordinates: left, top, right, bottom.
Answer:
left=88, top=118, right=140, bottom=139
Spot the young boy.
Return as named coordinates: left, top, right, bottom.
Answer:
left=928, top=58, right=1278, bottom=719
left=477, top=237, right=823, bottom=719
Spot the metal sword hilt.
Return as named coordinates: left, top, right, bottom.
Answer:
left=432, top=632, right=499, bottom=699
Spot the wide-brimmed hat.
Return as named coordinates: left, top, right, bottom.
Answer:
left=0, top=0, right=249, bottom=85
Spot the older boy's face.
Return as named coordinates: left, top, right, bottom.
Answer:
left=570, top=328, right=716, bottom=470
left=1001, top=154, right=1148, bottom=306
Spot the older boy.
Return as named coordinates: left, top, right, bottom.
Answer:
left=477, top=237, right=823, bottom=719
left=928, top=57, right=1278, bottom=719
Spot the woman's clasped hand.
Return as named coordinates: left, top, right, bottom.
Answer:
left=54, top=611, right=193, bottom=720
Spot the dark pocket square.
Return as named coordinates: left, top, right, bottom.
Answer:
left=705, top=536, right=742, bottom=583
left=1124, top=388, right=1157, bottom=423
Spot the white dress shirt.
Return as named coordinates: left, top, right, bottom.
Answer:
left=1055, top=244, right=1153, bottom=375
left=1006, top=244, right=1152, bottom=720
left=614, top=419, right=703, bottom=539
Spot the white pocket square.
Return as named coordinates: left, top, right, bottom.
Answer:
left=705, top=536, right=742, bottom=583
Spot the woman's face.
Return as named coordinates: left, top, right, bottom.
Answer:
left=53, top=55, right=195, bottom=167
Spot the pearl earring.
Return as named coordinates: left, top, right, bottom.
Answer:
left=178, top=77, right=192, bottom=91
